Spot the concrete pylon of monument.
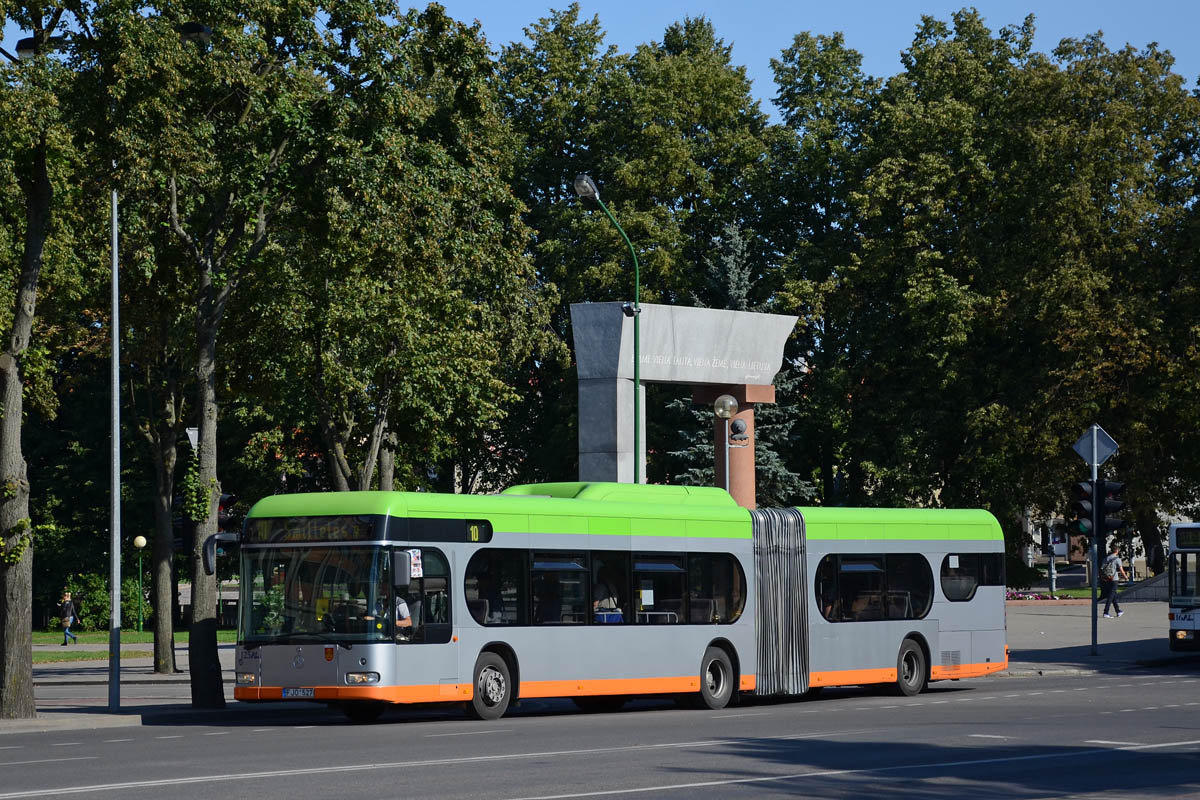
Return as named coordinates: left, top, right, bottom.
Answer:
left=570, top=302, right=798, bottom=508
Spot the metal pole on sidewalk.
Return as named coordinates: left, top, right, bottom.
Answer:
left=108, top=178, right=122, bottom=710
left=1090, top=425, right=1098, bottom=657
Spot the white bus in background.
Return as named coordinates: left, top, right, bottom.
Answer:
left=1167, top=523, right=1200, bottom=651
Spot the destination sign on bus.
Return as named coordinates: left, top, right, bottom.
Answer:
left=246, top=515, right=377, bottom=544
left=1176, top=527, right=1200, bottom=550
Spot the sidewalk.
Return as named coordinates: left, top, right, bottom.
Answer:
left=5, top=601, right=1198, bottom=734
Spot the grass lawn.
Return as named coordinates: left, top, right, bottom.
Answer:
left=34, top=650, right=154, bottom=664
left=33, top=630, right=237, bottom=646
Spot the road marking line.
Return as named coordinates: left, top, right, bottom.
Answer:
left=203, top=732, right=229, bottom=736
left=1142, top=707, right=1160, bottom=711
left=0, top=746, right=23, bottom=750
left=155, top=735, right=183, bottom=739
left=968, top=734, right=1009, bottom=739
left=711, top=712, right=770, bottom=719
left=101, top=739, right=133, bottom=743
left=1086, top=740, right=1142, bottom=746
left=0, top=757, right=97, bottom=768
left=426, top=730, right=512, bottom=738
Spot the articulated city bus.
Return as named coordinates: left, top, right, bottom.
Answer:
left=1168, top=523, right=1200, bottom=651
left=211, top=482, right=1007, bottom=722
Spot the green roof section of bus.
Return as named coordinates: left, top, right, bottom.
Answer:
left=798, top=506, right=1003, bottom=541
left=245, top=484, right=999, bottom=542
left=245, top=482, right=753, bottom=540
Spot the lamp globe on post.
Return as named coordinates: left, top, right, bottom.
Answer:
left=713, top=394, right=738, bottom=494
left=573, top=174, right=642, bottom=483
left=133, top=536, right=147, bottom=633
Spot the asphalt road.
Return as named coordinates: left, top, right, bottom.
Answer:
left=7, top=669, right=1200, bottom=799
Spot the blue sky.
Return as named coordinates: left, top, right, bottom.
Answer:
left=5, top=1, right=1199, bottom=112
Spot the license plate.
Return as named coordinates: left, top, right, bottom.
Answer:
left=282, top=688, right=315, bottom=698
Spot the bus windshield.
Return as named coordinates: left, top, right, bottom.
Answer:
left=240, top=545, right=393, bottom=645
left=1171, top=551, right=1200, bottom=608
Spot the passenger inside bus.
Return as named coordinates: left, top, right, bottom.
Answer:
left=592, top=564, right=624, bottom=623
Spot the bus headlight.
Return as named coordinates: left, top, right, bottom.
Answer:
left=345, top=672, right=380, bottom=685
left=236, top=672, right=259, bottom=685
left=1175, top=630, right=1194, bottom=640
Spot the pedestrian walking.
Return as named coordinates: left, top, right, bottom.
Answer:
left=60, top=591, right=79, bottom=645
left=1100, top=543, right=1128, bottom=618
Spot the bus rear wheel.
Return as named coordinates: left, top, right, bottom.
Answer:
left=468, top=652, right=512, bottom=720
left=894, top=638, right=927, bottom=697
left=699, top=646, right=734, bottom=710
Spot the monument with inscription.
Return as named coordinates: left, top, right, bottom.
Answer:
left=570, top=302, right=798, bottom=508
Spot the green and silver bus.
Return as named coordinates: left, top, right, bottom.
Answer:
left=211, top=482, right=1007, bottom=722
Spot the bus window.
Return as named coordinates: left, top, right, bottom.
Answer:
left=942, top=554, right=979, bottom=601
left=532, top=552, right=588, bottom=624
left=634, top=555, right=686, bottom=624
left=687, top=553, right=746, bottom=624
left=1171, top=551, right=1200, bottom=602
left=465, top=549, right=527, bottom=625
left=815, top=555, right=839, bottom=621
left=840, top=557, right=885, bottom=620
left=591, top=552, right=629, bottom=624
left=401, top=547, right=451, bottom=644
left=885, top=554, right=933, bottom=620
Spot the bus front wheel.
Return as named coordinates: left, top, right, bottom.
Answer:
left=894, top=639, right=927, bottom=697
left=468, top=652, right=512, bottom=720
left=699, top=646, right=734, bottom=710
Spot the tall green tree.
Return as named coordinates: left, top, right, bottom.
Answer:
left=0, top=3, right=94, bottom=719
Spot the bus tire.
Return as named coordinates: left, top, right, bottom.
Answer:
left=343, top=701, right=386, bottom=724
left=699, top=646, right=734, bottom=710
left=468, top=652, right=512, bottom=720
left=894, top=638, right=927, bottom=697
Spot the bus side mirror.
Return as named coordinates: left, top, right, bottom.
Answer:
left=203, top=532, right=239, bottom=576
left=394, top=550, right=412, bottom=588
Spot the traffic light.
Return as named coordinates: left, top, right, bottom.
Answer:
left=1096, top=480, right=1126, bottom=537
left=1068, top=480, right=1094, bottom=536
left=217, top=494, right=238, bottom=532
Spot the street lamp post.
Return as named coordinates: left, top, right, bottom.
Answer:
left=574, top=174, right=641, bottom=484
left=713, top=395, right=738, bottom=493
left=133, top=536, right=147, bottom=633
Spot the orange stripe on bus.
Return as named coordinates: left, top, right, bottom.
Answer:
left=810, top=658, right=1008, bottom=688
left=809, top=667, right=897, bottom=687
left=930, top=658, right=1008, bottom=680
left=519, top=676, right=699, bottom=698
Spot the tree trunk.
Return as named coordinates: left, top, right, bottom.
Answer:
left=0, top=142, right=50, bottom=719
left=380, top=431, right=395, bottom=492
left=150, top=422, right=178, bottom=674
left=187, top=300, right=224, bottom=708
